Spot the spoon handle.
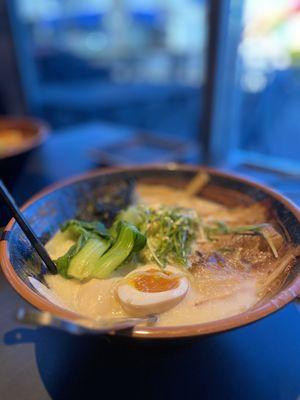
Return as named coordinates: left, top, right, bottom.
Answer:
left=16, top=308, right=157, bottom=335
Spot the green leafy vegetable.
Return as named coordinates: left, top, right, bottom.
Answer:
left=55, top=235, right=89, bottom=278
left=68, top=237, right=111, bottom=280
left=117, top=205, right=199, bottom=267
left=55, top=219, right=111, bottom=279
left=117, top=206, right=145, bottom=228
left=55, top=219, right=146, bottom=280
left=91, top=221, right=146, bottom=279
left=61, top=219, right=109, bottom=239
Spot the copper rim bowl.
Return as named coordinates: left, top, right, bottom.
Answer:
left=0, top=117, right=49, bottom=160
left=1, top=165, right=300, bottom=339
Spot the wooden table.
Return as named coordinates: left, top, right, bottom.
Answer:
left=0, top=122, right=299, bottom=400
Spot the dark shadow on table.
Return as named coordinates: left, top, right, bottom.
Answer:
left=4, top=326, right=259, bottom=400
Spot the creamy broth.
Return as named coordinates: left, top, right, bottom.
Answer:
left=41, top=184, right=272, bottom=327
left=45, top=272, right=258, bottom=326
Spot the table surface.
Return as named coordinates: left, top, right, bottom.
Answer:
left=0, top=122, right=299, bottom=400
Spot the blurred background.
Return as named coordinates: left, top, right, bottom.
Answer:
left=0, top=0, right=300, bottom=197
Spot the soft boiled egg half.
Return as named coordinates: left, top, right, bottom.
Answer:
left=116, top=265, right=189, bottom=316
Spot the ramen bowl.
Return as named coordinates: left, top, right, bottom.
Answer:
left=1, top=165, right=299, bottom=339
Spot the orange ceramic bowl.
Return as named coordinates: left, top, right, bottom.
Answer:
left=1, top=165, right=300, bottom=339
left=0, top=117, right=49, bottom=159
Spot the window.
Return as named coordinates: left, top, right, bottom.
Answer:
left=9, top=0, right=207, bottom=143
left=233, top=0, right=300, bottom=174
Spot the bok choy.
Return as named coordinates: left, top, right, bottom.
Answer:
left=54, top=219, right=146, bottom=280
left=91, top=221, right=146, bottom=279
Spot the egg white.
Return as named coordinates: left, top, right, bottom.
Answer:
left=116, top=265, right=189, bottom=316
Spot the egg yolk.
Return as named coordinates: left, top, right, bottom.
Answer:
left=131, top=269, right=180, bottom=293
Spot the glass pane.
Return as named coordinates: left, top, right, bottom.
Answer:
left=236, top=0, right=300, bottom=168
left=14, top=0, right=206, bottom=145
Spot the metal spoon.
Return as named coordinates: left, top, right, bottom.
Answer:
left=16, top=308, right=157, bottom=335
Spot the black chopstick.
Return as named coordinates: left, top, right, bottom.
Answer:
left=0, top=180, right=57, bottom=274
